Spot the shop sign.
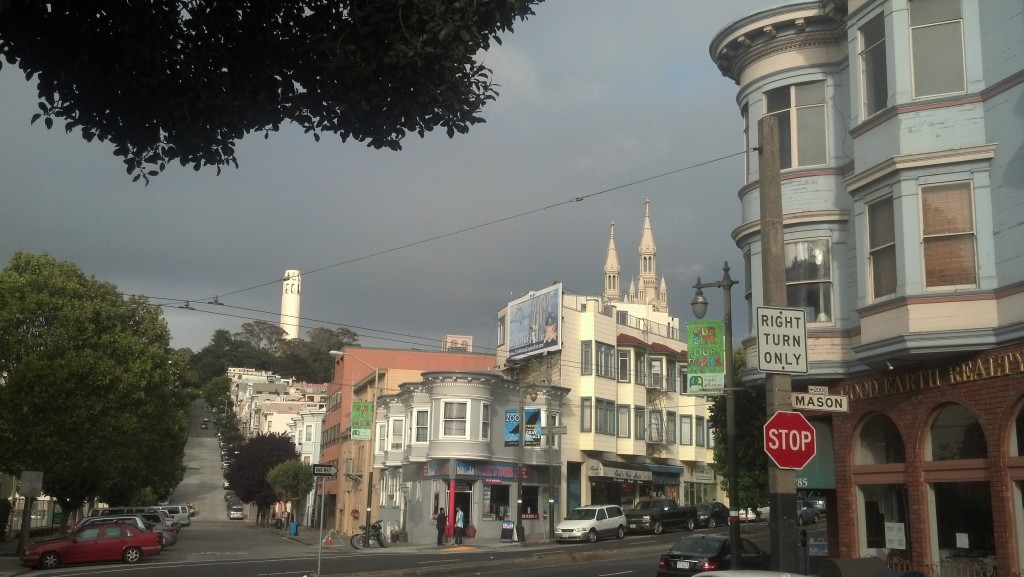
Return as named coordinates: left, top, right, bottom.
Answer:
left=693, top=464, right=714, bottom=482
left=686, top=321, right=725, bottom=395
left=587, top=459, right=652, bottom=482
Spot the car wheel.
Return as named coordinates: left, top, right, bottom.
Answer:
left=708, top=518, right=717, bottom=529
left=587, top=528, right=598, bottom=543
left=40, top=552, right=61, bottom=569
left=123, top=546, right=143, bottom=564
left=652, top=521, right=664, bottom=535
left=685, top=518, right=695, bottom=531
left=616, top=525, right=625, bottom=539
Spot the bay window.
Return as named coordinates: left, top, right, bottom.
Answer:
left=868, top=197, right=897, bottom=299
left=910, top=0, right=965, bottom=97
left=785, top=239, right=833, bottom=322
left=765, top=81, right=827, bottom=169
left=860, top=13, right=888, bottom=117
left=922, top=182, right=976, bottom=288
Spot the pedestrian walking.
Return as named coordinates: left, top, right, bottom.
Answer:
left=454, top=505, right=465, bottom=545
left=435, top=507, right=447, bottom=546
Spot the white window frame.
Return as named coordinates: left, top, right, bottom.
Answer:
left=414, top=409, right=429, bottom=444
left=680, top=415, right=693, bottom=445
left=390, top=418, right=404, bottom=450
left=617, top=405, right=631, bottom=438
left=860, top=12, right=888, bottom=118
left=909, top=0, right=966, bottom=98
left=482, top=403, right=491, bottom=441
left=868, top=196, right=898, bottom=300
left=920, top=181, right=977, bottom=289
left=375, top=422, right=387, bottom=453
left=441, top=400, right=469, bottom=439
left=785, top=238, right=834, bottom=323
left=765, top=81, right=827, bottom=169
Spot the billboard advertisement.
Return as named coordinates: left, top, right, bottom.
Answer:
left=504, top=407, right=542, bottom=447
left=686, top=320, right=725, bottom=395
left=351, top=400, right=374, bottom=440
left=508, top=283, right=562, bottom=360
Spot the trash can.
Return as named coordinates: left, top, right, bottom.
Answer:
left=289, top=522, right=298, bottom=536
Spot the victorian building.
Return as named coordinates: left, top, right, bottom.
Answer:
left=710, top=1, right=1024, bottom=574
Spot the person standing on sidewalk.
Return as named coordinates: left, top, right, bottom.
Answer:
left=454, top=506, right=465, bottom=545
left=435, top=507, right=447, bottom=546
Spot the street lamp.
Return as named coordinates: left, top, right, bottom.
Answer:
left=517, top=383, right=537, bottom=543
left=691, top=261, right=741, bottom=569
left=329, top=350, right=379, bottom=550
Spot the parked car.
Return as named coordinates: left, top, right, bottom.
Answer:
left=656, top=534, right=770, bottom=577
left=75, top=516, right=177, bottom=548
left=200, top=423, right=208, bottom=429
left=797, top=501, right=820, bottom=526
left=21, top=522, right=162, bottom=569
left=555, top=504, right=626, bottom=543
left=625, top=499, right=697, bottom=534
left=157, top=505, right=191, bottom=526
left=739, top=506, right=769, bottom=523
left=228, top=504, right=245, bottom=520
left=695, top=502, right=731, bottom=529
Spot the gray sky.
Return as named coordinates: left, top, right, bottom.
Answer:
left=0, top=2, right=767, bottom=356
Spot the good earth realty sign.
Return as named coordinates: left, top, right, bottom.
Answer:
left=838, top=345, right=1024, bottom=402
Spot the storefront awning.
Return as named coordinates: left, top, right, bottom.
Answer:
left=647, top=464, right=684, bottom=474
left=586, top=459, right=653, bottom=482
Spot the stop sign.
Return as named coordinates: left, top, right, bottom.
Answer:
left=763, top=411, right=816, bottom=469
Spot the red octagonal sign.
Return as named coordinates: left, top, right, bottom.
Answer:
left=764, top=411, right=816, bottom=469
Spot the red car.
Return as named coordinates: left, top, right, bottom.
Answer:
left=21, top=522, right=162, bottom=569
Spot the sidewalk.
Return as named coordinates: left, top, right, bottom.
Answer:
left=272, top=525, right=561, bottom=553
left=0, top=537, right=29, bottom=577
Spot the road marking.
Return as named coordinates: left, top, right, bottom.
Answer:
left=598, top=572, right=634, bottom=577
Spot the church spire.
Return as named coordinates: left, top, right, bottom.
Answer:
left=603, top=221, right=621, bottom=300
left=638, top=199, right=657, bottom=305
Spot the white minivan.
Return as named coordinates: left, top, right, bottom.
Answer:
left=157, top=505, right=191, bottom=526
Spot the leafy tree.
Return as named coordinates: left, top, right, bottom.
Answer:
left=234, top=320, right=286, bottom=352
left=0, top=252, right=187, bottom=540
left=225, top=433, right=297, bottom=526
left=267, top=459, right=314, bottom=524
left=191, top=329, right=272, bottom=385
left=708, top=347, right=770, bottom=513
left=0, top=1, right=543, bottom=183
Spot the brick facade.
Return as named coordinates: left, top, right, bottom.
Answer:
left=831, top=341, right=1024, bottom=576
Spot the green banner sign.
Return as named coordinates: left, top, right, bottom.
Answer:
left=686, top=320, right=725, bottom=395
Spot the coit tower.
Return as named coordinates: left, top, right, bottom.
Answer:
left=280, top=270, right=301, bottom=340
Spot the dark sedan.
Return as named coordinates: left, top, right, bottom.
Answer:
left=656, top=534, right=770, bottom=577
left=695, top=502, right=731, bottom=528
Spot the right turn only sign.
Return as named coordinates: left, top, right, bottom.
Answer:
left=756, top=306, right=808, bottom=374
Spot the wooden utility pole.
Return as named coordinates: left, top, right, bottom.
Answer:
left=758, top=115, right=799, bottom=572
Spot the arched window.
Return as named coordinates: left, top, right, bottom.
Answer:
left=1013, top=404, right=1024, bottom=456
left=856, top=413, right=906, bottom=464
left=929, top=403, right=986, bottom=460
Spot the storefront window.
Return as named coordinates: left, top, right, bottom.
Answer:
left=522, top=486, right=540, bottom=518
left=1014, top=406, right=1024, bottom=456
left=860, top=483, right=909, bottom=559
left=931, top=482, right=995, bottom=575
left=857, top=413, right=905, bottom=464
left=485, top=484, right=511, bottom=520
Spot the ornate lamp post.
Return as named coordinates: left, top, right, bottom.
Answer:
left=691, top=262, right=741, bottom=569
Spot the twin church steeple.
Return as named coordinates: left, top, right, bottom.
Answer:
left=603, top=199, right=669, bottom=312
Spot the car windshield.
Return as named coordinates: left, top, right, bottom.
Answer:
left=632, top=500, right=657, bottom=509
left=565, top=508, right=597, bottom=521
left=671, top=537, right=726, bottom=555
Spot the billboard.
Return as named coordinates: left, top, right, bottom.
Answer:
left=504, top=407, right=542, bottom=447
left=508, top=284, right=562, bottom=360
left=351, top=400, right=373, bottom=441
left=686, top=320, right=725, bottom=395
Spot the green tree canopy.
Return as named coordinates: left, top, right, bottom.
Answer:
left=226, top=433, right=297, bottom=524
left=0, top=0, right=542, bottom=183
left=0, top=252, right=188, bottom=524
left=267, top=459, right=314, bottom=523
left=708, top=347, right=771, bottom=511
